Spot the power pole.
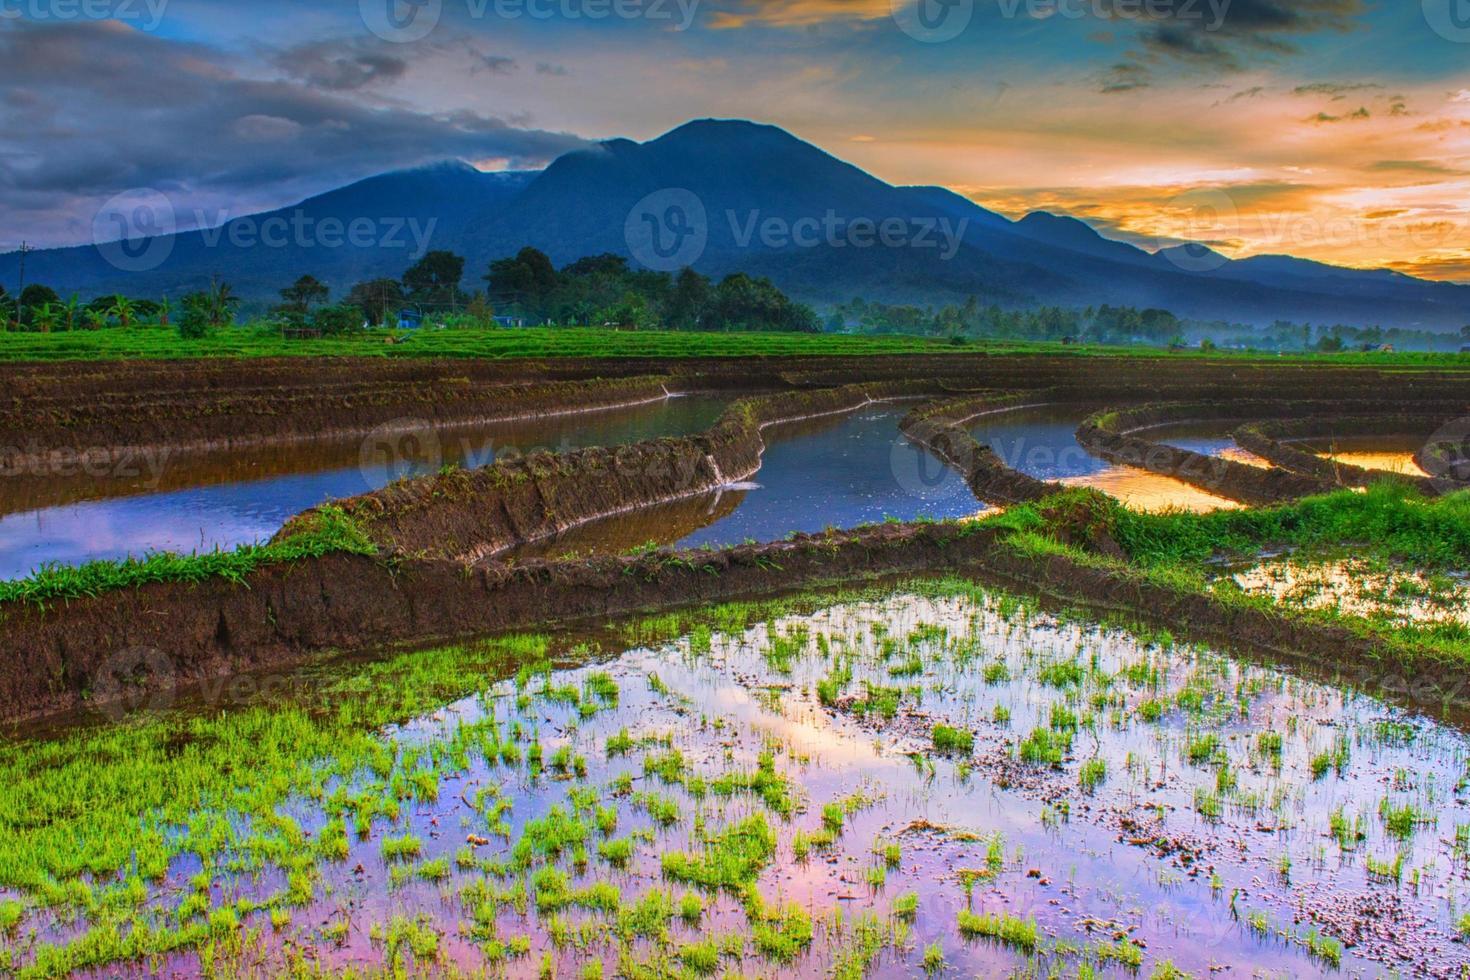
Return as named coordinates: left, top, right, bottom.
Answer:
left=14, top=241, right=31, bottom=328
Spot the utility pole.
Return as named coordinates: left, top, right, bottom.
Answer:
left=14, top=241, right=31, bottom=329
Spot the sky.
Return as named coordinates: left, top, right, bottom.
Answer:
left=2, top=0, right=1468, bottom=279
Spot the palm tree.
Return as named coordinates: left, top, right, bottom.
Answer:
left=108, top=296, right=136, bottom=329
left=204, top=278, right=238, bottom=327
left=84, top=309, right=109, bottom=330
left=156, top=296, right=171, bottom=328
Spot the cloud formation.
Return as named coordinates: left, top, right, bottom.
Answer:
left=0, top=20, right=585, bottom=246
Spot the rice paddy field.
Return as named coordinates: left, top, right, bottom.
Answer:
left=4, top=347, right=1470, bottom=980
left=5, top=577, right=1470, bottom=978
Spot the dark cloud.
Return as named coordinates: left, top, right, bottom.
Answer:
left=1292, top=81, right=1382, bottom=99
left=0, top=20, right=587, bottom=246
left=1224, top=85, right=1266, bottom=102
left=474, top=54, right=518, bottom=74
left=1309, top=106, right=1371, bottom=123
left=537, top=62, right=570, bottom=76
left=1095, top=0, right=1365, bottom=89
left=1098, top=61, right=1150, bottom=94
left=273, top=40, right=409, bottom=90
left=1369, top=160, right=1467, bottom=175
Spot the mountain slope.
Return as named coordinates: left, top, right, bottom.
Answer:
left=0, top=164, right=537, bottom=301
left=2, top=118, right=1465, bottom=328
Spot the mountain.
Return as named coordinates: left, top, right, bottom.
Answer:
left=0, top=163, right=537, bottom=301
left=2, top=119, right=1466, bottom=329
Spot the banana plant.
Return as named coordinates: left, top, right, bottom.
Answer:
left=108, top=295, right=136, bottom=329
left=31, top=303, right=61, bottom=334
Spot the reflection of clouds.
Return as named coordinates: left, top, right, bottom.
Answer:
left=0, top=493, right=279, bottom=580
left=1314, top=450, right=1429, bottom=477
left=1, top=397, right=733, bottom=579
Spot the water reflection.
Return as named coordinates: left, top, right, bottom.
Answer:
left=968, top=405, right=1241, bottom=512
left=525, top=407, right=988, bottom=558
left=1297, top=436, right=1431, bottom=477
left=677, top=408, right=988, bottom=548
left=0, top=396, right=727, bottom=579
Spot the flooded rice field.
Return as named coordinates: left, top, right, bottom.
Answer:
left=968, top=406, right=1242, bottom=513
left=1233, top=558, right=1470, bottom=630
left=7, top=580, right=1470, bottom=978
left=0, top=396, right=727, bottom=580
left=674, top=408, right=988, bottom=550
left=1295, top=437, right=1432, bottom=479
left=513, top=407, right=988, bottom=560
left=1146, top=423, right=1273, bottom=471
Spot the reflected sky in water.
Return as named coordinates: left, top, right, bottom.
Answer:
left=0, top=397, right=726, bottom=580
left=677, top=407, right=988, bottom=549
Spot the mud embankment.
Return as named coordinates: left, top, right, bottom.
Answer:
left=898, top=392, right=1065, bottom=505
left=3, top=515, right=1454, bottom=727
left=9, top=353, right=1465, bottom=468
left=1235, top=415, right=1469, bottom=494
left=1076, top=403, right=1339, bottom=504
left=287, top=382, right=936, bottom=562
left=0, top=522, right=1005, bottom=724
left=0, top=376, right=689, bottom=477
left=1077, top=400, right=1470, bottom=503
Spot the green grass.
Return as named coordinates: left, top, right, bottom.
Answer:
left=0, top=324, right=976, bottom=363
left=0, top=505, right=376, bottom=600
left=990, top=485, right=1470, bottom=683
left=661, top=815, right=777, bottom=893
left=956, top=909, right=1039, bottom=952
left=931, top=724, right=975, bottom=754
left=10, top=322, right=1469, bottom=365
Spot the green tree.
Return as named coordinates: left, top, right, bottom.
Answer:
left=597, top=292, right=658, bottom=330
left=279, top=275, right=330, bottom=314
left=665, top=267, right=711, bottom=330
left=30, top=303, right=60, bottom=334
left=18, top=284, right=58, bottom=326
left=60, top=294, right=81, bottom=332
left=310, top=305, right=363, bottom=336
left=203, top=279, right=238, bottom=327
left=345, top=279, right=406, bottom=327
left=177, top=293, right=211, bottom=339
left=108, top=296, right=137, bottom=329
left=403, top=251, right=465, bottom=310
left=485, top=247, right=558, bottom=320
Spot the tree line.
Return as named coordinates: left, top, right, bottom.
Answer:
left=1, top=246, right=820, bottom=336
